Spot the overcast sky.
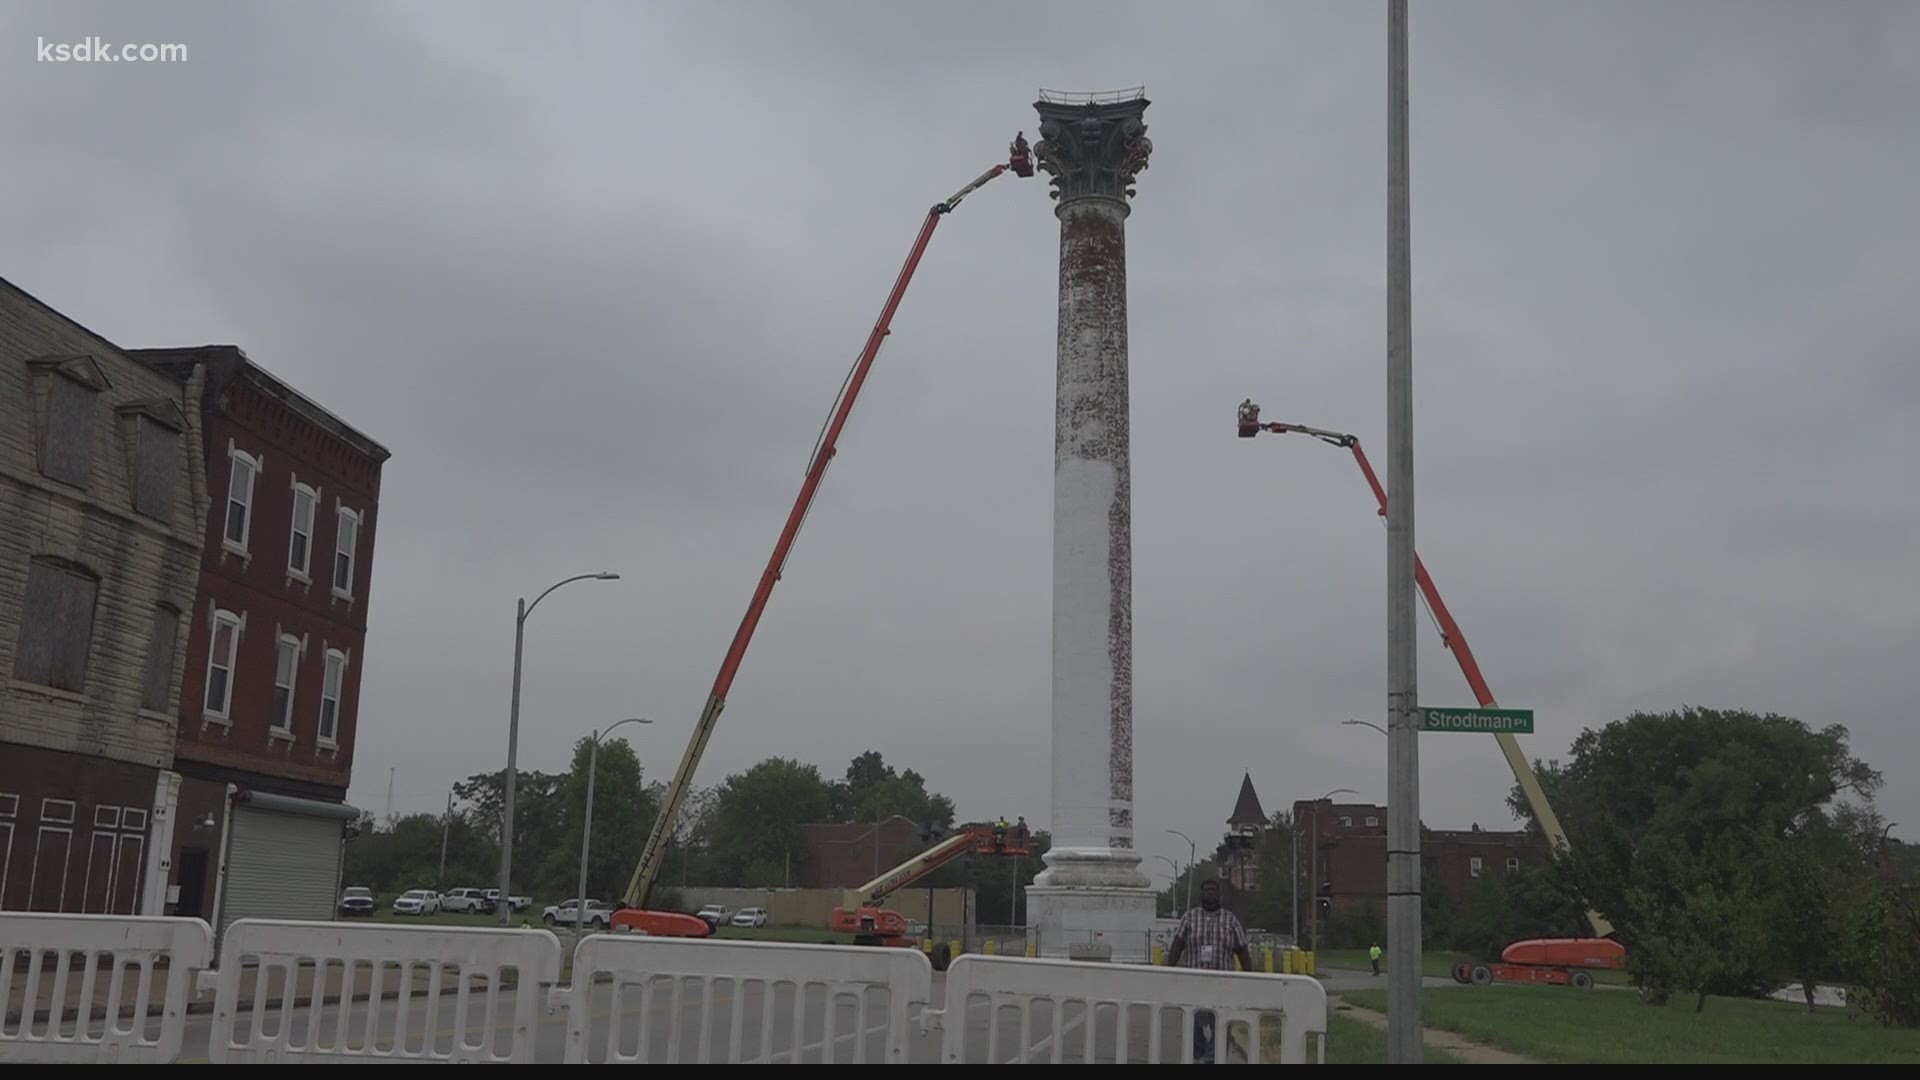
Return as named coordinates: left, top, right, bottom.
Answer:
left=5, top=0, right=1915, bottom=884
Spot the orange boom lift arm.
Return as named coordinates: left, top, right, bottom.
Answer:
left=612, top=138, right=1034, bottom=936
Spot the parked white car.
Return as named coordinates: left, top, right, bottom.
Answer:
left=695, top=904, right=732, bottom=928
left=729, top=907, right=768, bottom=928
left=441, top=887, right=495, bottom=914
left=392, top=889, right=441, bottom=915
left=543, top=898, right=611, bottom=928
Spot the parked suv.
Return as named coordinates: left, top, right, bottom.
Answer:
left=729, top=907, right=768, bottom=928
left=695, top=904, right=732, bottom=928
left=392, top=889, right=441, bottom=915
left=442, top=887, right=496, bottom=914
left=339, top=886, right=377, bottom=917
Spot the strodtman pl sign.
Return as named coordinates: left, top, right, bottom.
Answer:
left=1419, top=706, right=1534, bottom=735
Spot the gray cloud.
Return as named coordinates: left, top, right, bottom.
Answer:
left=4, top=0, right=1915, bottom=883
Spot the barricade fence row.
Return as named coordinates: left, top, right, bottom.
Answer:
left=0, top=912, right=1325, bottom=1064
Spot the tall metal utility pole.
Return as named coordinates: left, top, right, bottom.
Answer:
left=1385, top=0, right=1423, bottom=1063
left=438, top=790, right=453, bottom=885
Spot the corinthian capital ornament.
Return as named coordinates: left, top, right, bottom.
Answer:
left=1032, top=88, right=1152, bottom=204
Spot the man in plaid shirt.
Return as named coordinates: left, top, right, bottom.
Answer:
left=1164, top=879, right=1255, bottom=1062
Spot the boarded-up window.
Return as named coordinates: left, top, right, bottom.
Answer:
left=13, top=557, right=100, bottom=692
left=41, top=375, right=98, bottom=487
left=132, top=416, right=179, bottom=520
left=140, top=604, right=182, bottom=711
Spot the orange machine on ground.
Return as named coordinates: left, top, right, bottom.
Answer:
left=830, top=823, right=1029, bottom=949
left=1452, top=937, right=1627, bottom=990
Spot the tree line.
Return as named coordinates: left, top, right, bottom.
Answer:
left=344, top=747, right=967, bottom=909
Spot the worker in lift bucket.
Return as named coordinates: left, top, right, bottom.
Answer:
left=1164, top=879, right=1256, bottom=1063
left=993, top=817, right=1009, bottom=847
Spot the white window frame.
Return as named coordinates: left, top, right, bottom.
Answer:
left=271, top=634, right=301, bottom=737
left=319, top=648, right=347, bottom=747
left=204, top=608, right=243, bottom=723
left=1506, top=857, right=1520, bottom=874
left=1469, top=856, right=1484, bottom=879
left=1364, top=816, right=1379, bottom=827
left=224, top=446, right=260, bottom=554
left=332, top=504, right=361, bottom=599
left=288, top=480, right=319, bottom=581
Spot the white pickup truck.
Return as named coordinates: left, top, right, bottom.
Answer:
left=485, top=889, right=532, bottom=913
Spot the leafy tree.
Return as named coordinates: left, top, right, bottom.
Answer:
left=829, top=752, right=957, bottom=831
left=533, top=735, right=657, bottom=901
left=452, top=767, right=566, bottom=894
left=708, top=758, right=835, bottom=886
left=1507, top=707, right=1883, bottom=1007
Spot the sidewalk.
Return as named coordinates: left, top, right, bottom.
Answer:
left=1332, top=996, right=1536, bottom=1064
left=5, top=957, right=468, bottom=1026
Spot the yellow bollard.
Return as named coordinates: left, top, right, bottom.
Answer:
left=921, top=937, right=933, bottom=953
left=1305, top=950, right=1316, bottom=976
left=1026, top=941, right=1038, bottom=958
left=1263, top=948, right=1275, bottom=973
left=984, top=938, right=997, bottom=955
left=1151, top=943, right=1165, bottom=965
left=950, top=938, right=963, bottom=959
left=1281, top=950, right=1294, bottom=975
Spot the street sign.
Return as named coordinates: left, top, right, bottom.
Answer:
left=1420, top=707, right=1534, bottom=734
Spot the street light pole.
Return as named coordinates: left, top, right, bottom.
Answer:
left=576, top=717, right=651, bottom=940
left=1342, top=718, right=1389, bottom=738
left=500, top=571, right=620, bottom=926
left=1309, top=787, right=1358, bottom=954
left=1386, top=1, right=1422, bottom=1060
left=1167, top=829, right=1197, bottom=914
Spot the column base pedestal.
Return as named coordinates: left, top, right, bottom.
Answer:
left=1026, top=885, right=1159, bottom=962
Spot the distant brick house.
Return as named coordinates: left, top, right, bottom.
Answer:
left=133, top=346, right=386, bottom=933
left=1294, top=798, right=1546, bottom=922
left=793, top=817, right=925, bottom=889
left=0, top=279, right=206, bottom=914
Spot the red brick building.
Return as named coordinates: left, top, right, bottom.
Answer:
left=792, top=817, right=924, bottom=889
left=1293, top=799, right=1545, bottom=923
left=135, top=346, right=386, bottom=930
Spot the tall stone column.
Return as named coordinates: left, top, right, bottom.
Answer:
left=1025, top=90, right=1158, bottom=960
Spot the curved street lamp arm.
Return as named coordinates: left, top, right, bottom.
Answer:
left=525, top=571, right=620, bottom=620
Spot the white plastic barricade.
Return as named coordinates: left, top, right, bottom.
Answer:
left=0, top=913, right=213, bottom=1063
left=928, top=955, right=1327, bottom=1064
left=206, top=919, right=562, bottom=1062
left=554, top=936, right=933, bottom=1063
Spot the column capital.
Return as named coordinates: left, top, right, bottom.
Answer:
left=1032, top=90, right=1152, bottom=204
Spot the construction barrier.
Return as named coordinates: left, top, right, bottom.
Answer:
left=556, top=935, right=933, bottom=1064
left=204, top=920, right=562, bottom=1063
left=0, top=913, right=212, bottom=1063
left=928, top=954, right=1327, bottom=1064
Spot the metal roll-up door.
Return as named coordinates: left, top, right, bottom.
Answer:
left=217, top=791, right=360, bottom=941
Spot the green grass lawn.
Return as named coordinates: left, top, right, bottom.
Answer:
left=1342, top=985, right=1920, bottom=1064
left=1323, top=1010, right=1463, bottom=1064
